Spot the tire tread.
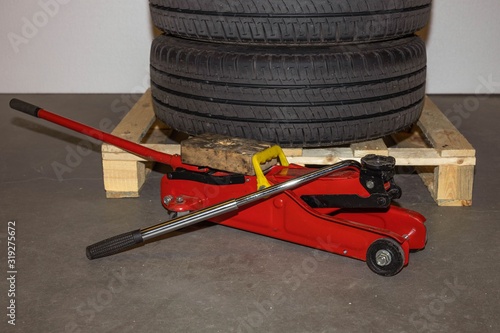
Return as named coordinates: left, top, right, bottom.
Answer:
left=149, top=0, right=432, bottom=44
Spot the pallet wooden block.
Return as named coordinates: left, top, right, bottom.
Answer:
left=101, top=90, right=476, bottom=206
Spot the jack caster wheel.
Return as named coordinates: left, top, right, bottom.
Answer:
left=366, top=239, right=405, bottom=276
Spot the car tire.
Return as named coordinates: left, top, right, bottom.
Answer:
left=150, top=34, right=426, bottom=147
left=149, top=0, right=432, bottom=44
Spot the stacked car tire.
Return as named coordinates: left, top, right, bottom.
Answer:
left=149, top=0, right=431, bottom=147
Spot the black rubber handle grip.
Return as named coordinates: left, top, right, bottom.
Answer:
left=86, top=229, right=144, bottom=260
left=9, top=98, right=42, bottom=117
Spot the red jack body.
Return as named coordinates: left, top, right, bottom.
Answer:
left=161, top=163, right=426, bottom=271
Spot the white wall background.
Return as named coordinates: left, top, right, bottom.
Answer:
left=1, top=0, right=500, bottom=94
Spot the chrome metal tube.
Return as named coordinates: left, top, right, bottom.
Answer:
left=140, top=160, right=359, bottom=241
left=141, top=200, right=239, bottom=241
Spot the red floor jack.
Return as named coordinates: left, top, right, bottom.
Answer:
left=10, top=99, right=426, bottom=276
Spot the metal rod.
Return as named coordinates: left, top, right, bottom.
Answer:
left=9, top=98, right=180, bottom=167
left=141, top=160, right=359, bottom=241
left=86, top=160, right=361, bottom=259
left=141, top=200, right=238, bottom=240
left=39, top=110, right=178, bottom=165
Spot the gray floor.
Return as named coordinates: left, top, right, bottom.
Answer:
left=0, top=94, right=498, bottom=333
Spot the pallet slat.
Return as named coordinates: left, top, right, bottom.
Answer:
left=417, top=98, right=475, bottom=157
left=101, top=92, right=476, bottom=206
left=108, top=90, right=155, bottom=141
left=101, top=91, right=156, bottom=198
left=351, top=139, right=389, bottom=157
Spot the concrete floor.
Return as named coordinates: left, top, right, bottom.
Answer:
left=0, top=94, right=498, bottom=333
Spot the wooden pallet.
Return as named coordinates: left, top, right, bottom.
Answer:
left=101, top=90, right=476, bottom=206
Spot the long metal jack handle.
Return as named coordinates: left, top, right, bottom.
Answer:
left=86, top=160, right=360, bottom=259
left=9, top=98, right=182, bottom=167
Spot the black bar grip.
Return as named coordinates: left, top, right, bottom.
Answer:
left=86, top=229, right=144, bottom=260
left=9, top=98, right=42, bottom=117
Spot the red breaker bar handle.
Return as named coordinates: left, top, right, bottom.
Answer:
left=9, top=98, right=184, bottom=168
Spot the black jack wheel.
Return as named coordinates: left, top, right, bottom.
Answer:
left=366, top=238, right=405, bottom=276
